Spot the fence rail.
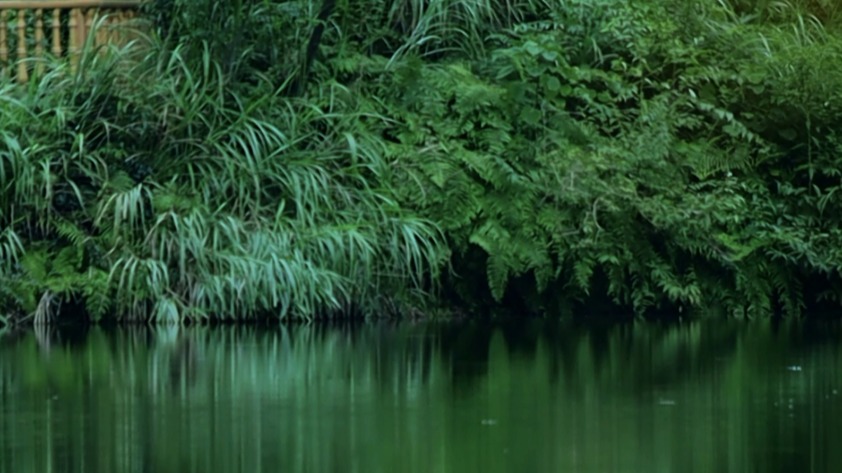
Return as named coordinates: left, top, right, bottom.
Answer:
left=0, top=0, right=142, bottom=82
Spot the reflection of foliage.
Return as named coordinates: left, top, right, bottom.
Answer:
left=1, top=322, right=841, bottom=471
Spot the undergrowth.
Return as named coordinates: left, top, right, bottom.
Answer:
left=3, top=0, right=842, bottom=323
left=0, top=25, right=445, bottom=324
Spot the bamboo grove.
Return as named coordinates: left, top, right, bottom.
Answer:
left=2, top=0, right=842, bottom=324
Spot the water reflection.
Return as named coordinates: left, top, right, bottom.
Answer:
left=1, top=320, right=841, bottom=472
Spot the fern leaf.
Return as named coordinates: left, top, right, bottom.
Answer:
left=487, top=253, right=510, bottom=302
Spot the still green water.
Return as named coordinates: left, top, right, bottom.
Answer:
left=1, top=320, right=841, bottom=472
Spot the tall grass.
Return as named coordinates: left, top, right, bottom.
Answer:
left=0, top=20, right=447, bottom=324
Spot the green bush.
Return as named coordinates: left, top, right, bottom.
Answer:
left=5, top=0, right=842, bottom=323
left=356, top=0, right=842, bottom=317
left=0, top=35, right=445, bottom=323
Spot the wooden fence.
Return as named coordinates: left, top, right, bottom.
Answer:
left=0, top=0, right=141, bottom=82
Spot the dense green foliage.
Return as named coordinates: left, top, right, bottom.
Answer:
left=3, top=0, right=842, bottom=323
left=0, top=18, right=444, bottom=324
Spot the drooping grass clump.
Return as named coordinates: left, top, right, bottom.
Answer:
left=0, top=27, right=446, bottom=324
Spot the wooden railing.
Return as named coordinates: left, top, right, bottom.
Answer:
left=0, top=0, right=141, bottom=82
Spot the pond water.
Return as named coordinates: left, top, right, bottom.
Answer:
left=1, top=319, right=841, bottom=472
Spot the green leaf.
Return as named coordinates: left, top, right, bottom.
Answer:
left=778, top=128, right=798, bottom=141
left=487, top=253, right=510, bottom=302
left=524, top=41, right=542, bottom=56
left=545, top=76, right=561, bottom=93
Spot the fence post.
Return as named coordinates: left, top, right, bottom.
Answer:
left=52, top=9, right=62, bottom=58
left=0, top=11, right=7, bottom=78
left=34, top=9, right=45, bottom=76
left=16, top=10, right=27, bottom=82
left=69, top=8, right=80, bottom=71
